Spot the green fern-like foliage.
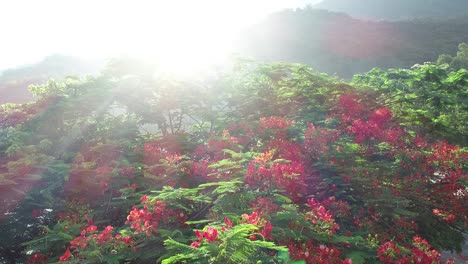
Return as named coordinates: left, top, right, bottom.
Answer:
left=162, top=224, right=286, bottom=264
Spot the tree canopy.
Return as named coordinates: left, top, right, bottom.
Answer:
left=0, top=58, right=466, bottom=263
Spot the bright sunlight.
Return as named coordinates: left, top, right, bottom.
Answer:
left=0, top=0, right=320, bottom=75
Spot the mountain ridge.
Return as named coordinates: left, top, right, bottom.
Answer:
left=313, top=0, right=468, bottom=21
left=237, top=8, right=468, bottom=78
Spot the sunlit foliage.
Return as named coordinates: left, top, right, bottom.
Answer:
left=0, top=59, right=466, bottom=263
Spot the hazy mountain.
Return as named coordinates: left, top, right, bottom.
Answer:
left=0, top=54, right=104, bottom=104
left=313, top=0, right=468, bottom=21
left=237, top=8, right=468, bottom=78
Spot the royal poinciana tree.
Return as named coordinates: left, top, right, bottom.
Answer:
left=0, top=59, right=466, bottom=263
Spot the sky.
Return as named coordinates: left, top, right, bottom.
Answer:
left=0, top=0, right=322, bottom=71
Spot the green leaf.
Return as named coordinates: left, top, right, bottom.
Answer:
left=184, top=219, right=212, bottom=225
left=346, top=250, right=373, bottom=264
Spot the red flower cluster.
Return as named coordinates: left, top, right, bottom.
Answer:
left=304, top=123, right=339, bottom=159
left=70, top=235, right=88, bottom=248
left=27, top=251, right=47, bottom=264
left=68, top=224, right=99, bottom=249
left=190, top=159, right=214, bottom=178
left=241, top=211, right=273, bottom=240
left=427, top=141, right=464, bottom=170
left=266, top=139, right=303, bottom=164
left=321, top=197, right=351, bottom=217
left=259, top=116, right=294, bottom=130
left=122, top=236, right=133, bottom=246
left=58, top=248, right=71, bottom=262
left=286, top=240, right=352, bottom=264
left=246, top=151, right=305, bottom=199
left=377, top=237, right=442, bottom=264
left=425, top=142, right=467, bottom=219
left=97, top=226, right=114, bottom=244
left=192, top=136, right=239, bottom=162
left=191, top=227, right=219, bottom=248
left=126, top=199, right=166, bottom=236
left=126, top=197, right=186, bottom=236
left=190, top=134, right=242, bottom=181
left=143, top=140, right=181, bottom=166
left=62, top=222, right=138, bottom=260
left=306, top=199, right=339, bottom=235
left=432, top=209, right=456, bottom=224
left=338, top=94, right=366, bottom=118
left=413, top=236, right=440, bottom=257
left=377, top=241, right=401, bottom=263
left=337, top=97, right=399, bottom=145
left=118, top=166, right=135, bottom=177
left=370, top=107, right=393, bottom=126
left=222, top=217, right=233, bottom=231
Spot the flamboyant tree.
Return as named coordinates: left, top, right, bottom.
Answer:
left=0, top=60, right=466, bottom=263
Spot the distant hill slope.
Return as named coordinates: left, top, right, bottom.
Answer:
left=0, top=55, right=103, bottom=104
left=313, top=0, right=468, bottom=21
left=237, top=8, right=468, bottom=78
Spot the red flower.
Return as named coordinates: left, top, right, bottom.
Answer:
left=27, top=251, right=47, bottom=264
left=192, top=226, right=219, bottom=246
left=97, top=226, right=114, bottom=244
left=190, top=241, right=200, bottom=248
left=224, top=217, right=233, bottom=229
left=58, top=248, right=71, bottom=262
left=70, top=236, right=88, bottom=248
left=119, top=166, right=135, bottom=177
left=370, top=107, right=392, bottom=126
left=195, top=230, right=204, bottom=240
left=307, top=198, right=340, bottom=234
left=377, top=242, right=400, bottom=264
left=86, top=225, right=97, bottom=233
left=204, top=227, right=218, bottom=243
left=122, top=236, right=133, bottom=245
left=241, top=211, right=274, bottom=240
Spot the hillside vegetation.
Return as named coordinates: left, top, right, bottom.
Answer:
left=0, top=58, right=466, bottom=263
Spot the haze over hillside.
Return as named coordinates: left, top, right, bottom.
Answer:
left=0, top=55, right=103, bottom=104
left=238, top=8, right=468, bottom=77
left=3, top=1, right=468, bottom=104
left=313, top=0, right=468, bottom=21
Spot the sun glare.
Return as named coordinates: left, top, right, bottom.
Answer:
left=116, top=1, right=241, bottom=76
left=1, top=0, right=319, bottom=72
left=85, top=0, right=261, bottom=75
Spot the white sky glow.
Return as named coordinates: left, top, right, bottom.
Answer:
left=0, top=0, right=321, bottom=72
